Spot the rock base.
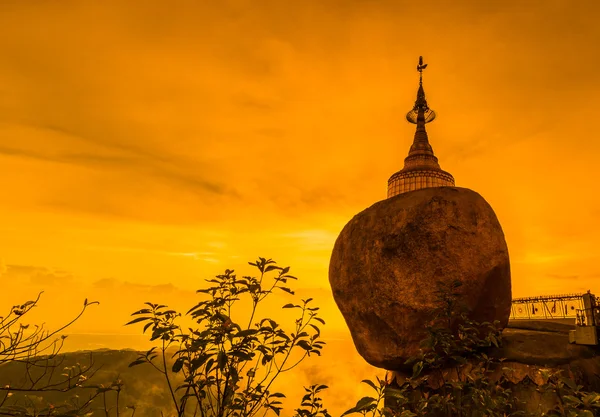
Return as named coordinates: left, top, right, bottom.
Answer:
left=385, top=321, right=600, bottom=414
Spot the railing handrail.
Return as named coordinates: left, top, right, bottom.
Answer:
left=512, top=293, right=586, bottom=303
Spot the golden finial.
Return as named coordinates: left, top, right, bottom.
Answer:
left=406, top=56, right=435, bottom=124
left=416, top=56, right=428, bottom=85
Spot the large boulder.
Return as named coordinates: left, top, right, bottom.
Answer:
left=329, top=187, right=511, bottom=370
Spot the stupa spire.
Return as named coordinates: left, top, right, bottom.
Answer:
left=387, top=56, right=455, bottom=198
left=405, top=56, right=436, bottom=163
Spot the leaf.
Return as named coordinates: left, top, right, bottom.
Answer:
left=341, top=397, right=377, bottom=417
left=172, top=358, right=185, bottom=373
left=282, top=304, right=296, bottom=309
left=361, top=379, right=378, bottom=391
left=234, top=329, right=258, bottom=338
left=563, top=377, right=579, bottom=392
left=355, top=396, right=376, bottom=411
left=205, top=358, right=215, bottom=373
left=143, top=321, right=153, bottom=333
left=313, top=317, right=326, bottom=325
left=268, top=405, right=282, bottom=416
left=582, top=393, right=600, bottom=405
left=340, top=407, right=359, bottom=417
left=217, top=351, right=227, bottom=370
left=125, top=317, right=150, bottom=325
left=269, top=393, right=286, bottom=398
left=562, top=395, right=582, bottom=405
left=308, top=323, right=321, bottom=336
left=383, top=387, right=406, bottom=399
left=412, top=361, right=423, bottom=378
left=296, top=340, right=312, bottom=351
left=128, top=359, right=147, bottom=367
left=265, top=265, right=281, bottom=272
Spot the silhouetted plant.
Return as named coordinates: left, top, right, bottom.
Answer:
left=406, top=279, right=503, bottom=378
left=126, top=257, right=326, bottom=417
left=535, top=370, right=600, bottom=416
left=341, top=377, right=408, bottom=417
left=0, top=293, right=129, bottom=417
left=292, top=384, right=331, bottom=417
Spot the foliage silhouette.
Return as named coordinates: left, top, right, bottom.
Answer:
left=0, top=293, right=129, bottom=417
left=126, top=257, right=328, bottom=417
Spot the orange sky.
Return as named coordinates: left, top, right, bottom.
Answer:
left=1, top=0, right=600, bottom=410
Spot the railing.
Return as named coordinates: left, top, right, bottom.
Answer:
left=510, top=293, right=585, bottom=320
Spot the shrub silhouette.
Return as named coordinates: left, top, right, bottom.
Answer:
left=126, top=257, right=328, bottom=417
left=0, top=293, right=126, bottom=417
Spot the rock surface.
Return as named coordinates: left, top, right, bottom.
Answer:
left=386, top=324, right=600, bottom=414
left=496, top=328, right=596, bottom=365
left=329, top=187, right=511, bottom=370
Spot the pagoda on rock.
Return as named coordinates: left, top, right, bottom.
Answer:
left=387, top=56, right=455, bottom=198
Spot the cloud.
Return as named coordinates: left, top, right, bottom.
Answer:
left=282, top=230, right=338, bottom=251
left=84, top=245, right=223, bottom=263
left=0, top=0, right=399, bottom=223
left=91, top=277, right=191, bottom=297
left=232, top=93, right=279, bottom=111
left=93, top=278, right=118, bottom=289
left=0, top=144, right=134, bottom=166
left=546, top=273, right=579, bottom=281
left=0, top=122, right=228, bottom=198
left=122, top=282, right=177, bottom=294
left=1, top=264, right=74, bottom=287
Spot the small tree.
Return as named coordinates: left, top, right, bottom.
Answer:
left=0, top=292, right=121, bottom=417
left=126, top=257, right=328, bottom=417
